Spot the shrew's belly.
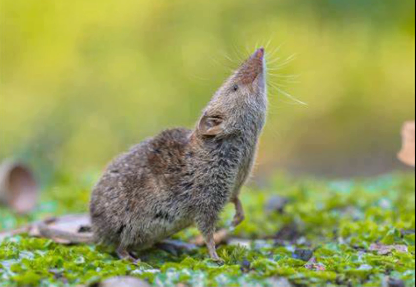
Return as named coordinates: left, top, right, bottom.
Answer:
left=137, top=212, right=194, bottom=248
left=232, top=147, right=256, bottom=197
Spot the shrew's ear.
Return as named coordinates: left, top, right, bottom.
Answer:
left=198, top=115, right=224, bottom=136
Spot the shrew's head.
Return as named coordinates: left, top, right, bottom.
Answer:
left=197, top=48, right=268, bottom=139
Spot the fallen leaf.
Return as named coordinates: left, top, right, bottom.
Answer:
left=191, top=229, right=229, bottom=246
left=369, top=243, right=408, bottom=255
left=0, top=161, right=39, bottom=214
left=305, top=257, right=326, bottom=271
left=37, top=214, right=92, bottom=244
left=0, top=225, right=32, bottom=241
left=398, top=121, right=415, bottom=167
left=0, top=218, right=49, bottom=241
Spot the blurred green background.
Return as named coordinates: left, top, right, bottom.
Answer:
left=0, top=0, right=415, bottom=183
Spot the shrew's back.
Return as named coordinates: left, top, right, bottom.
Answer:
left=90, top=128, right=192, bottom=249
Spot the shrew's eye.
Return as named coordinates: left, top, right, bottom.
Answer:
left=232, top=84, right=239, bottom=92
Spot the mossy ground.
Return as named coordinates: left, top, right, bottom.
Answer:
left=0, top=173, right=415, bottom=287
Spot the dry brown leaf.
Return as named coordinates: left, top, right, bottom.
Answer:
left=0, top=215, right=92, bottom=244
left=369, top=243, right=408, bottom=255
left=191, top=228, right=229, bottom=246
left=0, top=225, right=32, bottom=241
left=398, top=121, right=415, bottom=167
left=0, top=161, right=39, bottom=214
left=305, top=257, right=326, bottom=271
left=37, top=214, right=92, bottom=244
left=0, top=218, right=50, bottom=241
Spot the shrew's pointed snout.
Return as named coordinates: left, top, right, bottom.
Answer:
left=236, top=48, right=265, bottom=85
left=253, top=47, right=265, bottom=60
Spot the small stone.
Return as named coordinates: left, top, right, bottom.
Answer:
left=267, top=278, right=293, bottom=287
left=93, top=277, right=151, bottom=287
left=293, top=249, right=314, bottom=262
left=388, top=278, right=405, bottom=287
left=240, top=258, right=252, bottom=273
left=370, top=243, right=408, bottom=256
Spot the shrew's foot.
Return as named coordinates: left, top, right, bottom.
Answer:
left=116, top=247, right=141, bottom=265
left=231, top=213, right=245, bottom=227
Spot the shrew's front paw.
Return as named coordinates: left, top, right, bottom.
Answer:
left=231, top=213, right=245, bottom=227
left=231, top=198, right=245, bottom=227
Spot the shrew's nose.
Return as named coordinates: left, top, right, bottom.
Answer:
left=237, top=48, right=265, bottom=84
left=253, top=48, right=265, bottom=60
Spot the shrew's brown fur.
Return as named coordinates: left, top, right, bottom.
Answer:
left=90, top=48, right=268, bottom=263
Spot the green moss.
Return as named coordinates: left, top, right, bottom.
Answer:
left=0, top=173, right=415, bottom=287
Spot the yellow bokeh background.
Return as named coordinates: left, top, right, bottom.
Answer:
left=0, top=0, right=415, bottom=180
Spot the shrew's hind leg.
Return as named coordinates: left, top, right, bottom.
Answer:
left=116, top=246, right=141, bottom=264
left=195, top=210, right=225, bottom=265
left=231, top=197, right=245, bottom=227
